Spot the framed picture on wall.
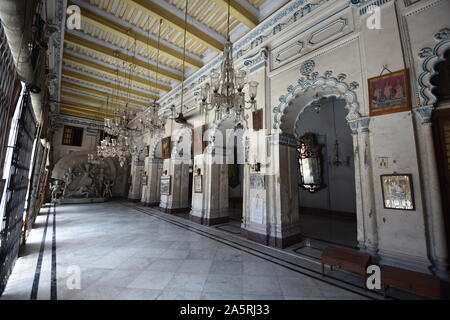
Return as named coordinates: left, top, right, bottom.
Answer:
left=161, top=137, right=171, bottom=159
left=194, top=175, right=202, bottom=193
left=368, top=69, right=411, bottom=116
left=380, top=174, right=415, bottom=211
left=252, top=109, right=263, bottom=131
left=192, top=125, right=207, bottom=156
left=0, top=179, right=5, bottom=198
left=160, top=176, right=171, bottom=195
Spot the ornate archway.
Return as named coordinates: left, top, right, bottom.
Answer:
left=272, top=60, right=361, bottom=131
left=418, top=28, right=450, bottom=106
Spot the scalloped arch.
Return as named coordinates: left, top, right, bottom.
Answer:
left=417, top=28, right=450, bottom=106
left=273, top=74, right=361, bottom=131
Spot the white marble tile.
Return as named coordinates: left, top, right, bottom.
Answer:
left=178, top=260, right=213, bottom=274
left=165, top=273, right=208, bottom=292
left=127, top=271, right=174, bottom=290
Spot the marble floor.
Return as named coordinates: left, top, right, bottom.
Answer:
left=0, top=202, right=370, bottom=300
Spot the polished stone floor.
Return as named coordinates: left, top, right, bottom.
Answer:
left=0, top=202, right=369, bottom=300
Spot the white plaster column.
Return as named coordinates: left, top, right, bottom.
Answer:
left=416, top=106, right=449, bottom=280
left=245, top=133, right=301, bottom=248
left=159, top=156, right=192, bottom=213
left=356, top=118, right=379, bottom=255
left=128, top=156, right=144, bottom=201
left=349, top=119, right=366, bottom=249
left=190, top=148, right=229, bottom=225
left=141, top=158, right=163, bottom=206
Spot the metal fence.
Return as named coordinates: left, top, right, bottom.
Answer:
left=0, top=88, right=37, bottom=295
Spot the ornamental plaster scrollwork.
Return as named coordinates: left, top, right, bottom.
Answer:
left=273, top=60, right=361, bottom=130
left=149, top=135, right=162, bottom=159
left=172, top=125, right=193, bottom=160
left=417, top=28, right=450, bottom=106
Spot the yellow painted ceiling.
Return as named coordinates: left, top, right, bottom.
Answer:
left=60, top=0, right=266, bottom=121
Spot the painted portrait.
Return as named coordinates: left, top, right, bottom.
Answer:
left=192, top=125, right=207, bottom=156
left=368, top=69, right=411, bottom=116
left=252, top=109, right=263, bottom=131
left=161, top=137, right=171, bottom=159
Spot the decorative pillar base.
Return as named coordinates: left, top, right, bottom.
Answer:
left=144, top=202, right=160, bottom=207
left=158, top=207, right=191, bottom=214
left=241, top=229, right=303, bottom=249
left=189, top=214, right=229, bottom=226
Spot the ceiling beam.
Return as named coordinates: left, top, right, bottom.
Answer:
left=125, top=0, right=225, bottom=52
left=71, top=0, right=205, bottom=69
left=60, top=102, right=116, bottom=116
left=61, top=90, right=143, bottom=112
left=59, top=107, right=112, bottom=121
left=63, top=52, right=171, bottom=92
left=210, top=0, right=259, bottom=29
left=61, top=80, right=148, bottom=108
left=62, top=68, right=159, bottom=102
left=65, top=32, right=183, bottom=82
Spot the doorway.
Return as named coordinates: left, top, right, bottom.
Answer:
left=431, top=49, right=450, bottom=256
left=294, top=96, right=358, bottom=249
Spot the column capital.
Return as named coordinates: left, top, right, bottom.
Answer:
left=358, top=117, right=370, bottom=133
left=415, top=105, right=434, bottom=126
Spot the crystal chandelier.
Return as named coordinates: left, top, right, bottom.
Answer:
left=200, top=0, right=258, bottom=122
left=97, top=35, right=147, bottom=167
left=138, top=18, right=165, bottom=136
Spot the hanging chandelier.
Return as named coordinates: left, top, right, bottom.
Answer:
left=200, top=0, right=259, bottom=122
left=139, top=18, right=165, bottom=136
left=98, top=38, right=143, bottom=167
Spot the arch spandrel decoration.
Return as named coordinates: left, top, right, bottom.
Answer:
left=172, top=125, right=193, bottom=160
left=417, top=28, right=450, bottom=107
left=149, top=134, right=164, bottom=159
left=207, top=112, right=249, bottom=153
left=273, top=60, right=361, bottom=132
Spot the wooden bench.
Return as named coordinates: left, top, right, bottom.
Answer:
left=321, top=246, right=372, bottom=282
left=381, top=265, right=445, bottom=299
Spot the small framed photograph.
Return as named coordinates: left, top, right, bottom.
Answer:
left=252, top=109, right=263, bottom=131
left=160, top=176, right=171, bottom=195
left=194, top=175, right=202, bottom=193
left=368, top=69, right=411, bottom=116
left=380, top=174, right=415, bottom=211
left=162, top=137, right=171, bottom=159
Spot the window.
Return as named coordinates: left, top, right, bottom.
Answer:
left=62, top=126, right=83, bottom=146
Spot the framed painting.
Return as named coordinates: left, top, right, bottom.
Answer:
left=194, top=175, right=203, bottom=193
left=252, top=109, right=263, bottom=131
left=192, top=125, right=207, bottom=156
left=162, top=137, right=171, bottom=159
left=380, top=174, right=415, bottom=211
left=0, top=179, right=5, bottom=199
left=368, top=69, right=411, bottom=116
left=160, top=176, right=171, bottom=195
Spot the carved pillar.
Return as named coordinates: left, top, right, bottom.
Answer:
left=416, top=106, right=449, bottom=280
left=357, top=118, right=379, bottom=255
left=141, top=158, right=163, bottom=206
